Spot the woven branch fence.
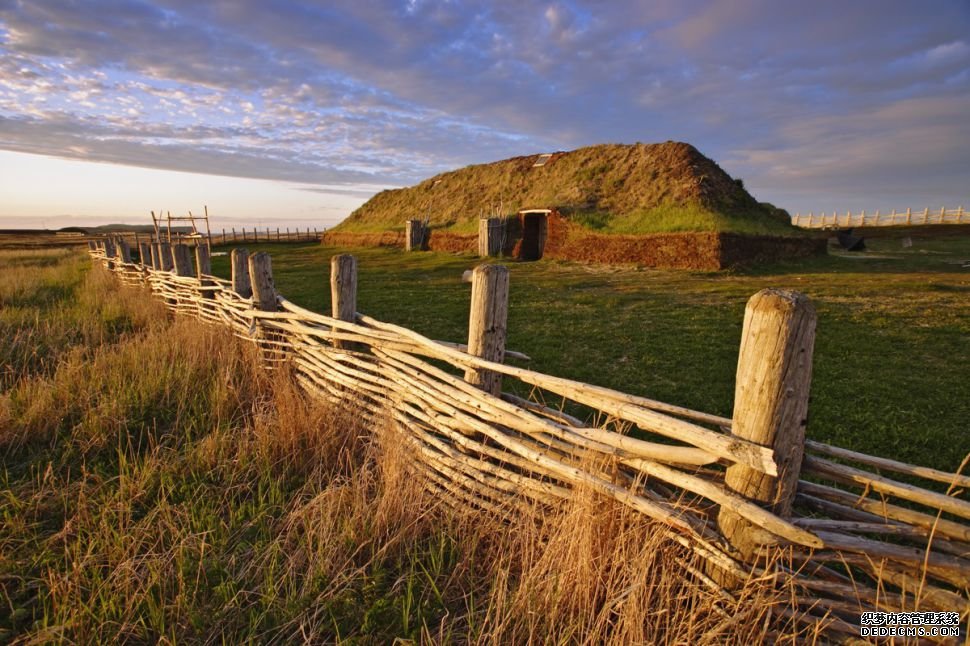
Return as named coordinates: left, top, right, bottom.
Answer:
left=89, top=238, right=970, bottom=639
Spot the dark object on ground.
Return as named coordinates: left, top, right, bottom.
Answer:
left=837, top=229, right=866, bottom=251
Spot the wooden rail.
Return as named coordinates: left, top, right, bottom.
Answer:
left=88, top=238, right=970, bottom=639
left=791, top=206, right=968, bottom=229
left=89, top=226, right=324, bottom=249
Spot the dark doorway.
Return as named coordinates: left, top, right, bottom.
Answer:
left=520, top=213, right=546, bottom=260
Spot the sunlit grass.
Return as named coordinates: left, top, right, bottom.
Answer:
left=0, top=249, right=811, bottom=643
left=211, top=236, right=970, bottom=470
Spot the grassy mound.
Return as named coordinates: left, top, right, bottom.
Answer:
left=339, top=141, right=799, bottom=236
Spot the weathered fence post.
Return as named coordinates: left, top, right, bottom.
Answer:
left=248, top=252, right=277, bottom=311
left=464, top=264, right=509, bottom=396
left=103, top=238, right=116, bottom=262
left=478, top=217, right=503, bottom=257
left=330, top=254, right=358, bottom=349
left=172, top=244, right=194, bottom=276
left=138, top=242, right=152, bottom=267
left=405, top=220, right=425, bottom=251
left=195, top=244, right=211, bottom=277
left=231, top=248, right=252, bottom=298
left=716, top=289, right=816, bottom=573
left=116, top=238, right=132, bottom=263
left=158, top=242, right=174, bottom=271
left=188, top=244, right=211, bottom=303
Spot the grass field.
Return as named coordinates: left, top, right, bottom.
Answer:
left=1, top=247, right=801, bottom=643
left=211, top=234, right=970, bottom=471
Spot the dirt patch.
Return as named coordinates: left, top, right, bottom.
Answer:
left=323, top=230, right=477, bottom=254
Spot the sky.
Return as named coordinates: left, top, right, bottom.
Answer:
left=0, top=0, right=967, bottom=230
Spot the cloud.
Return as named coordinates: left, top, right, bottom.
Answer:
left=0, top=0, right=967, bottom=212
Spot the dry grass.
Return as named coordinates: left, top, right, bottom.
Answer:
left=0, top=250, right=816, bottom=643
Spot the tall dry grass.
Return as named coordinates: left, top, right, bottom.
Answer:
left=0, top=250, right=812, bottom=644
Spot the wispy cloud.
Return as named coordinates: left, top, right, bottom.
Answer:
left=0, top=0, right=967, bottom=214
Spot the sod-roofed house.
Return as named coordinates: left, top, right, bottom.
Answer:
left=324, top=141, right=825, bottom=269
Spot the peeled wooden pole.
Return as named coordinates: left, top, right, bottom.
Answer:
left=116, top=238, right=132, bottom=263
left=172, top=243, right=194, bottom=276
left=158, top=242, right=174, bottom=271
left=718, top=289, right=816, bottom=562
left=330, top=254, right=358, bottom=350
left=194, top=243, right=212, bottom=277
left=464, top=264, right=509, bottom=396
left=248, top=252, right=277, bottom=311
left=231, top=248, right=252, bottom=298
left=138, top=242, right=152, bottom=267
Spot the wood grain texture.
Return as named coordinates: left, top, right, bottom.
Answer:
left=464, top=264, right=509, bottom=395
left=330, top=254, right=358, bottom=349
left=718, top=288, right=815, bottom=559
left=231, top=248, right=252, bottom=298
left=248, top=252, right=277, bottom=312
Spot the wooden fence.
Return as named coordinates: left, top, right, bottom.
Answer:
left=791, top=206, right=968, bottom=229
left=89, top=226, right=323, bottom=250
left=88, top=239, right=970, bottom=639
left=211, top=226, right=323, bottom=245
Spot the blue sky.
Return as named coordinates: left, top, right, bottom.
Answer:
left=0, top=0, right=967, bottom=229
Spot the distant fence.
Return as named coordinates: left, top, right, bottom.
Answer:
left=88, top=238, right=970, bottom=638
left=88, top=226, right=323, bottom=249
left=791, top=206, right=968, bottom=229
left=211, top=226, right=323, bottom=245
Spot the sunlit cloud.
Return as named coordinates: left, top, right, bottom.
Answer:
left=0, top=0, right=967, bottom=226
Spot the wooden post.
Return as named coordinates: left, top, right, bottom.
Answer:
left=286, top=227, right=290, bottom=240
left=276, top=227, right=280, bottom=241
left=248, top=252, right=277, bottom=311
left=231, top=248, right=252, bottom=298
left=478, top=217, right=503, bottom=256
left=150, top=243, right=160, bottom=269
left=232, top=227, right=237, bottom=242
left=330, top=254, right=358, bottom=349
left=172, top=244, right=194, bottom=276
left=138, top=242, right=152, bottom=267
left=157, top=242, right=173, bottom=271
left=116, top=238, right=132, bottom=263
left=464, top=264, right=510, bottom=396
left=717, top=289, right=816, bottom=565
left=405, top=220, right=425, bottom=251
left=195, top=243, right=211, bottom=277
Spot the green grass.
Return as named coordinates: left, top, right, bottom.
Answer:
left=212, top=235, right=970, bottom=471
left=569, top=203, right=800, bottom=236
